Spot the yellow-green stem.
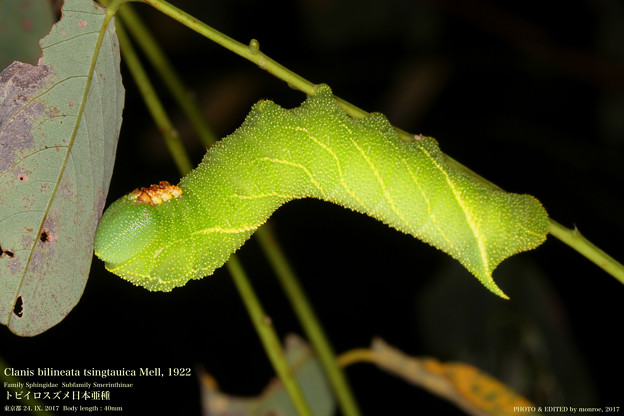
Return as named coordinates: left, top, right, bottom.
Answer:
left=117, top=4, right=217, bottom=148
left=549, top=219, right=624, bottom=285
left=255, top=227, right=362, bottom=416
left=139, top=0, right=316, bottom=94
left=225, top=256, right=314, bottom=416
left=113, top=19, right=193, bottom=174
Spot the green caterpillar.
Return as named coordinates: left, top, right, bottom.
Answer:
left=94, top=85, right=548, bottom=298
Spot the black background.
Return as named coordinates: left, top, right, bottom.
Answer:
left=2, top=0, right=623, bottom=414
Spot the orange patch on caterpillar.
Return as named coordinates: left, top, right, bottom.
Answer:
left=126, top=181, right=183, bottom=205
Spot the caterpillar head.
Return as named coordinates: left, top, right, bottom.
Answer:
left=94, top=182, right=182, bottom=265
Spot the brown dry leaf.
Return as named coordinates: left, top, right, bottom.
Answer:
left=371, top=337, right=536, bottom=416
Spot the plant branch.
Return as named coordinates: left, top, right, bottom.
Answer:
left=139, top=0, right=315, bottom=93
left=225, top=255, right=314, bottom=416
left=137, top=0, right=375, bottom=118
left=549, top=219, right=624, bottom=285
left=255, top=227, right=362, bottom=416
left=138, top=0, right=624, bottom=290
left=113, top=15, right=193, bottom=174
left=117, top=4, right=217, bottom=148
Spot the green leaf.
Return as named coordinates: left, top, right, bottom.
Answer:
left=0, top=0, right=55, bottom=68
left=198, top=334, right=335, bottom=416
left=0, top=0, right=124, bottom=336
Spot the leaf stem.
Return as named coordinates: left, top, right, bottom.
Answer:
left=116, top=4, right=217, bottom=148
left=337, top=348, right=378, bottom=368
left=549, top=219, right=624, bottom=285
left=139, top=0, right=316, bottom=94
left=255, top=227, right=363, bottom=416
left=112, top=17, right=193, bottom=174
left=225, top=256, right=314, bottom=416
